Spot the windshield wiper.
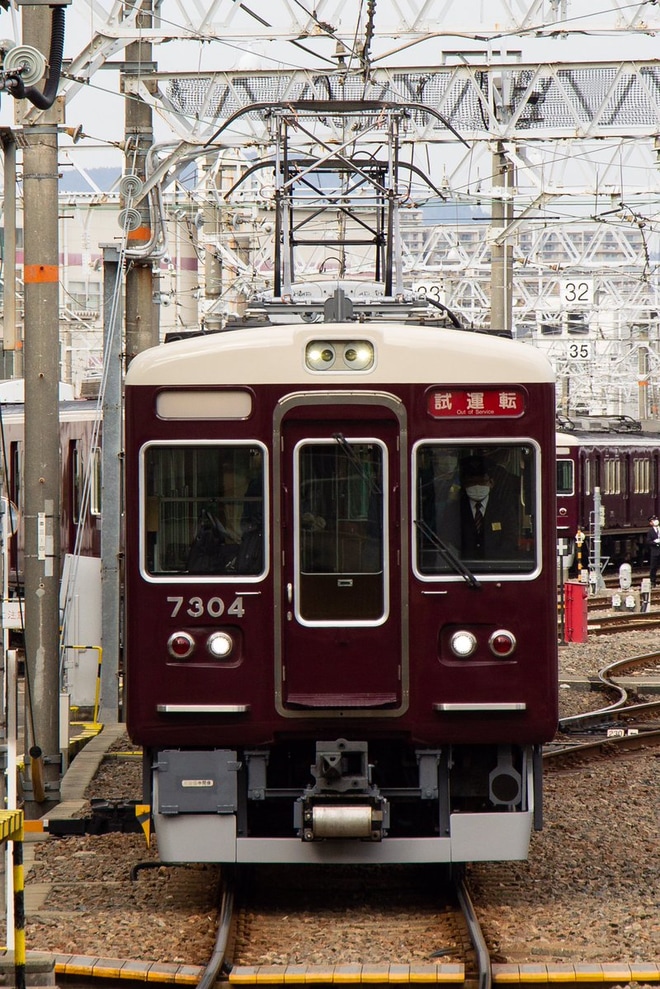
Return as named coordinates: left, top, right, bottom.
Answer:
left=414, top=519, right=481, bottom=590
left=332, top=432, right=382, bottom=495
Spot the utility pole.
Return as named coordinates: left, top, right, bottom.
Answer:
left=20, top=3, right=62, bottom=813
left=490, top=143, right=514, bottom=335
left=122, top=0, right=159, bottom=362
left=94, top=0, right=159, bottom=724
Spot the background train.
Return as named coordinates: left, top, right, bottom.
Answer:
left=0, top=387, right=102, bottom=712
left=0, top=389, right=101, bottom=594
left=557, top=413, right=660, bottom=571
left=124, top=294, right=559, bottom=866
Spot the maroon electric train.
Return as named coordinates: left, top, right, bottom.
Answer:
left=124, top=301, right=559, bottom=865
left=557, top=417, right=660, bottom=569
left=0, top=396, right=101, bottom=591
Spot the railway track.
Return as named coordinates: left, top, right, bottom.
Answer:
left=27, top=722, right=659, bottom=989
left=557, top=650, right=660, bottom=732
left=573, top=578, right=658, bottom=615
left=545, top=727, right=660, bottom=771
left=546, top=649, right=660, bottom=769
left=195, top=865, right=492, bottom=988
left=587, top=612, right=660, bottom=633
left=559, top=583, right=660, bottom=631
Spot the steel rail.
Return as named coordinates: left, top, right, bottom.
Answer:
left=456, top=873, right=491, bottom=989
left=544, top=727, right=660, bottom=767
left=197, top=865, right=236, bottom=989
left=586, top=612, right=660, bottom=631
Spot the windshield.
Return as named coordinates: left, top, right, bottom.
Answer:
left=142, top=442, right=266, bottom=578
left=414, top=443, right=538, bottom=577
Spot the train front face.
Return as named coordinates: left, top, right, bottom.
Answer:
left=124, top=323, right=558, bottom=865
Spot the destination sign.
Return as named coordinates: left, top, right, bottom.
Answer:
left=427, top=388, right=525, bottom=418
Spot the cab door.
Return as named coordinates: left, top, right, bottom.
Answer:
left=276, top=400, right=406, bottom=714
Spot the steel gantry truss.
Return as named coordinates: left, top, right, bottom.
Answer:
left=8, top=0, right=660, bottom=412
left=55, top=0, right=660, bottom=57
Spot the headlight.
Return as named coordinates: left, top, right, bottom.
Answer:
left=306, top=342, right=336, bottom=370
left=207, top=631, right=234, bottom=659
left=305, top=340, right=374, bottom=371
left=449, top=630, right=477, bottom=658
left=341, top=341, right=374, bottom=370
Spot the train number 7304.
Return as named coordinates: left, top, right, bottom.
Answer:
left=167, top=596, right=246, bottom=619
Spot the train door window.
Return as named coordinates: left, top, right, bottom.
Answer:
left=583, top=457, right=592, bottom=496
left=413, top=443, right=538, bottom=577
left=604, top=458, right=620, bottom=495
left=557, top=459, right=574, bottom=496
left=141, top=442, right=267, bottom=579
left=295, top=439, right=386, bottom=622
left=633, top=457, right=651, bottom=494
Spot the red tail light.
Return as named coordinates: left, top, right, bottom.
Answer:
left=167, top=632, right=194, bottom=659
left=488, top=630, right=516, bottom=657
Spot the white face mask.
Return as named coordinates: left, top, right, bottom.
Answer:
left=465, top=484, right=490, bottom=501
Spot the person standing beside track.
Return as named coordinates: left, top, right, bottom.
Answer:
left=646, top=514, right=660, bottom=587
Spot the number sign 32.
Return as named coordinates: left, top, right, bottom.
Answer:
left=560, top=279, right=593, bottom=305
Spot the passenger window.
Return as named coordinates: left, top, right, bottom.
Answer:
left=142, top=443, right=266, bottom=577
left=414, top=443, right=537, bottom=576
left=557, top=459, right=574, bottom=496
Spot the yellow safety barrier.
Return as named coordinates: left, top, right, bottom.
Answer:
left=0, top=810, right=26, bottom=989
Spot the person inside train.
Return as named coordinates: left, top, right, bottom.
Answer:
left=185, top=448, right=265, bottom=576
left=186, top=506, right=234, bottom=574
left=442, top=454, right=519, bottom=561
left=646, top=514, right=660, bottom=587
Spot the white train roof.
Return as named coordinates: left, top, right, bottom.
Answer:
left=556, top=429, right=660, bottom=449
left=0, top=379, right=76, bottom=403
left=125, top=323, right=555, bottom=387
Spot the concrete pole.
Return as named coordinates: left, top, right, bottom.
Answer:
left=638, top=345, right=649, bottom=420
left=21, top=5, right=62, bottom=813
left=122, top=0, right=159, bottom=362
left=167, top=204, right=199, bottom=330
left=202, top=157, right=223, bottom=332
left=97, top=246, right=122, bottom=723
left=490, top=143, right=514, bottom=335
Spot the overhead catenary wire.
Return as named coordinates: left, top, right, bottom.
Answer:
left=11, top=3, right=660, bottom=412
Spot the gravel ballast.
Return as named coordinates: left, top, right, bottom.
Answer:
left=8, top=626, right=660, bottom=968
